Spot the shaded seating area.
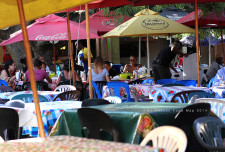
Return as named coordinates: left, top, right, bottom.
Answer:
left=53, top=90, right=81, bottom=101
left=22, top=81, right=50, bottom=91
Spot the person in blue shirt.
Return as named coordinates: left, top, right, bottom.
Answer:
left=212, top=66, right=225, bottom=86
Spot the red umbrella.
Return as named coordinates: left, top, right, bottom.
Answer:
left=0, top=14, right=99, bottom=46
left=81, top=10, right=131, bottom=35
left=177, top=9, right=225, bottom=27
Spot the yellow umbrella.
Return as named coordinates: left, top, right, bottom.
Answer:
left=102, top=9, right=195, bottom=74
left=0, top=0, right=95, bottom=30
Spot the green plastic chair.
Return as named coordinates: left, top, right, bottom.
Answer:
left=193, top=116, right=225, bottom=151
left=11, top=94, right=48, bottom=103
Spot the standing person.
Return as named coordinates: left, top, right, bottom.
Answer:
left=56, top=59, right=81, bottom=85
left=104, top=61, right=117, bottom=78
left=123, top=55, right=142, bottom=73
left=39, top=56, right=51, bottom=74
left=152, top=41, right=188, bottom=82
left=24, top=58, right=52, bottom=83
left=87, top=56, right=110, bottom=83
left=0, top=59, right=16, bottom=89
left=75, top=40, right=93, bottom=73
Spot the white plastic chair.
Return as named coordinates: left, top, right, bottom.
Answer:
left=54, top=85, right=76, bottom=92
left=104, top=96, right=122, bottom=104
left=195, top=98, right=225, bottom=121
left=4, top=100, right=25, bottom=108
left=140, top=126, right=187, bottom=152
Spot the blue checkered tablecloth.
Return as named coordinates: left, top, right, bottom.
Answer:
left=149, top=86, right=209, bottom=103
left=0, top=91, right=60, bottom=102
left=22, top=101, right=82, bottom=137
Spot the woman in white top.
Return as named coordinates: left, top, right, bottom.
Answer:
left=87, top=56, right=110, bottom=82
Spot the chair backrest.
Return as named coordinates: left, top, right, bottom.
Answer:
left=188, top=91, right=215, bottom=102
left=208, top=77, right=215, bottom=88
left=104, top=96, right=122, bottom=104
left=162, top=83, right=185, bottom=87
left=193, top=116, right=225, bottom=151
left=22, top=81, right=50, bottom=91
left=175, top=80, right=197, bottom=86
left=81, top=98, right=112, bottom=107
left=141, top=79, right=154, bottom=85
left=0, top=79, right=8, bottom=86
left=84, top=81, right=107, bottom=99
left=53, top=90, right=81, bottom=101
left=107, top=81, right=132, bottom=102
left=0, top=108, right=19, bottom=140
left=77, top=108, right=119, bottom=141
left=195, top=98, right=225, bottom=120
left=171, top=90, right=205, bottom=103
left=4, top=100, right=25, bottom=108
left=156, top=79, right=177, bottom=85
left=54, top=85, right=76, bottom=92
left=11, top=94, right=48, bottom=103
left=0, top=86, right=14, bottom=92
left=58, top=81, right=83, bottom=99
left=140, top=126, right=187, bottom=152
left=128, top=79, right=143, bottom=85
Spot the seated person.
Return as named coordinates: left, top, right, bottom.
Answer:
left=0, top=59, right=16, bottom=89
left=104, top=61, right=117, bottom=78
left=56, top=59, right=81, bottom=85
left=123, top=55, right=142, bottom=73
left=87, top=56, right=110, bottom=83
left=206, top=57, right=224, bottom=81
left=212, top=66, right=225, bottom=86
left=24, top=58, right=52, bottom=83
left=39, top=56, right=51, bottom=74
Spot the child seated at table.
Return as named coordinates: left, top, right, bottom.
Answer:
left=24, top=58, right=52, bottom=83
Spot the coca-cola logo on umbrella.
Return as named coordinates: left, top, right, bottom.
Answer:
left=35, top=33, right=67, bottom=40
left=141, top=18, right=169, bottom=30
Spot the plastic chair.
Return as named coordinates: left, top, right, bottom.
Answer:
left=188, top=91, right=215, bottom=103
left=0, top=86, right=14, bottom=92
left=22, top=81, right=50, bottom=91
left=193, top=116, right=225, bottom=151
left=4, top=100, right=25, bottom=108
left=208, top=77, right=215, bottom=88
left=81, top=98, right=112, bottom=107
left=53, top=90, right=81, bottom=101
left=104, top=96, right=122, bottom=104
left=0, top=108, right=19, bottom=140
left=175, top=80, right=197, bottom=86
left=77, top=108, right=120, bottom=141
left=107, top=81, right=134, bottom=102
left=0, top=79, right=8, bottom=86
left=54, top=85, right=76, bottom=92
left=141, top=79, right=154, bottom=85
left=172, top=103, right=211, bottom=152
left=58, top=81, right=83, bottom=99
left=156, top=79, right=177, bottom=85
left=162, top=83, right=185, bottom=87
left=11, top=94, right=49, bottom=103
left=170, top=90, right=205, bottom=103
left=140, top=126, right=187, bottom=152
left=130, top=88, right=153, bottom=102
left=92, top=81, right=107, bottom=98
left=195, top=98, right=225, bottom=120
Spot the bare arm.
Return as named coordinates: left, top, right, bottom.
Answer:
left=106, top=75, right=111, bottom=82
left=123, top=64, right=130, bottom=73
left=46, top=76, right=52, bottom=83
left=75, top=72, right=81, bottom=81
left=23, top=75, right=28, bottom=83
left=1, top=70, right=16, bottom=82
left=169, top=63, right=178, bottom=73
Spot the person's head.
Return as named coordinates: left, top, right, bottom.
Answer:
left=34, top=58, right=43, bottom=69
left=94, top=56, right=104, bottom=69
left=129, top=55, right=137, bottom=66
left=75, top=40, right=85, bottom=50
left=41, top=62, right=46, bottom=71
left=20, top=58, right=27, bottom=65
left=171, top=41, right=182, bottom=54
left=4, top=59, right=16, bottom=72
left=216, top=57, right=224, bottom=65
left=39, top=56, right=45, bottom=63
left=104, top=61, right=111, bottom=72
left=63, top=59, right=71, bottom=72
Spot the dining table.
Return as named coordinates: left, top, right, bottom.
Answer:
left=21, top=101, right=82, bottom=137
left=50, top=102, right=188, bottom=144
left=0, top=136, right=164, bottom=152
left=209, top=86, right=225, bottom=98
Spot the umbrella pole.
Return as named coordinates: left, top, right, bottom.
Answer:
left=146, top=34, right=150, bottom=75
left=139, top=37, right=141, bottom=64
left=16, top=0, right=45, bottom=138
left=85, top=4, right=93, bottom=99
left=195, top=0, right=200, bottom=87
left=208, top=29, right=211, bottom=65
left=67, top=12, right=76, bottom=87
left=220, top=25, right=225, bottom=65
left=53, top=41, right=56, bottom=73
